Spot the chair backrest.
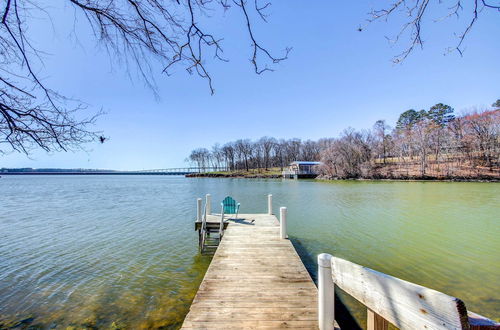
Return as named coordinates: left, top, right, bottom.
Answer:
left=222, top=196, right=238, bottom=213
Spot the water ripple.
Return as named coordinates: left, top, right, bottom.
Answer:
left=0, top=176, right=498, bottom=328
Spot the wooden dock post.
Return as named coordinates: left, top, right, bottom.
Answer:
left=280, top=206, right=287, bottom=239
left=267, top=194, right=273, bottom=215
left=205, top=194, right=211, bottom=215
left=318, top=253, right=335, bottom=330
left=196, top=198, right=202, bottom=222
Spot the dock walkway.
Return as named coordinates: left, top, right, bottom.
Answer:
left=183, top=195, right=499, bottom=330
left=182, top=213, right=319, bottom=329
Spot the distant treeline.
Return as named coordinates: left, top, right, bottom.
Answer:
left=188, top=101, right=500, bottom=179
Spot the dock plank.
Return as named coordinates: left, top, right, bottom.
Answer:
left=181, top=214, right=320, bottom=329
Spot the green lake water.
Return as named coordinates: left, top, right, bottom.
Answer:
left=0, top=176, right=498, bottom=328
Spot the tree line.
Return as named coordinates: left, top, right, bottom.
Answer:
left=187, top=137, right=326, bottom=171
left=188, top=100, right=500, bottom=179
left=3, top=2, right=498, bottom=155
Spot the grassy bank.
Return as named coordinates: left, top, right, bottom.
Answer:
left=186, top=168, right=283, bottom=178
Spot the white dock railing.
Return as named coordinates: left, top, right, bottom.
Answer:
left=219, top=202, right=225, bottom=237
left=196, top=197, right=203, bottom=222
left=199, top=201, right=208, bottom=250
left=280, top=206, right=287, bottom=239
left=318, top=253, right=499, bottom=330
left=205, top=194, right=211, bottom=215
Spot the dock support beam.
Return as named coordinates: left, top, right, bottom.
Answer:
left=280, top=207, right=287, bottom=239
left=268, top=194, right=273, bottom=215
left=197, top=198, right=202, bottom=222
left=318, top=253, right=335, bottom=330
left=206, top=194, right=211, bottom=215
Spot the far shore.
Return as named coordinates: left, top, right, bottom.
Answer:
left=185, top=170, right=499, bottom=182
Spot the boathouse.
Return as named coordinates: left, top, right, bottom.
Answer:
left=282, top=161, right=322, bottom=179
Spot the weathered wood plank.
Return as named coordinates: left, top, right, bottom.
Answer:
left=186, top=310, right=317, bottom=322
left=190, top=300, right=317, bottom=308
left=205, top=270, right=307, bottom=281
left=196, top=288, right=317, bottom=295
left=192, top=292, right=318, bottom=300
left=182, top=320, right=318, bottom=329
left=199, top=267, right=312, bottom=274
left=181, top=213, right=320, bottom=329
left=210, top=260, right=309, bottom=267
left=331, top=255, right=469, bottom=329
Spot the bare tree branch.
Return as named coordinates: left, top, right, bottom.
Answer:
left=1, top=0, right=286, bottom=153
left=364, top=0, right=500, bottom=63
left=236, top=0, right=290, bottom=74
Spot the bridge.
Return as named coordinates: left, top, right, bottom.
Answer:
left=130, top=167, right=222, bottom=175
left=0, top=167, right=222, bottom=176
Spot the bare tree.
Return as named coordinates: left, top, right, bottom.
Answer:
left=285, top=138, right=301, bottom=164
left=319, top=128, right=372, bottom=178
left=274, top=139, right=287, bottom=170
left=0, top=87, right=101, bottom=154
left=222, top=142, right=235, bottom=171
left=300, top=140, right=321, bottom=161
left=1, top=0, right=288, bottom=154
left=412, top=119, right=432, bottom=176
left=464, top=109, right=500, bottom=170
left=1, top=0, right=103, bottom=154
left=258, top=136, right=276, bottom=170
left=234, top=139, right=252, bottom=171
left=373, top=120, right=391, bottom=163
left=211, top=143, right=224, bottom=169
left=189, top=147, right=210, bottom=170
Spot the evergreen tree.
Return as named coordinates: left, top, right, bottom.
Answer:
left=428, top=103, right=455, bottom=127
left=396, top=109, right=426, bottom=130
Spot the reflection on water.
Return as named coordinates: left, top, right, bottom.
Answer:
left=0, top=176, right=499, bottom=328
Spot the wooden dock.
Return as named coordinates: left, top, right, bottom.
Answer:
left=182, top=213, right=319, bottom=329
left=183, top=195, right=499, bottom=330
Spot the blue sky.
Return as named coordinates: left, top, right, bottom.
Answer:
left=2, top=1, right=499, bottom=170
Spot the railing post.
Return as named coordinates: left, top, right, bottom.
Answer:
left=268, top=194, right=273, bottom=215
left=318, top=253, right=335, bottom=330
left=206, top=194, right=211, bottom=215
left=279, top=207, right=287, bottom=239
left=367, top=309, right=388, bottom=330
left=197, top=198, right=202, bottom=222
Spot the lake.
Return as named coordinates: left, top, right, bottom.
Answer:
left=0, top=176, right=498, bottom=328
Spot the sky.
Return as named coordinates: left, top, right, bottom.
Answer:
left=2, top=1, right=499, bottom=170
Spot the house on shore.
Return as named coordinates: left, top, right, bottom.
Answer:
left=282, top=161, right=322, bottom=179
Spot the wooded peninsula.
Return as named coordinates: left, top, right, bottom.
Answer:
left=188, top=102, right=500, bottom=180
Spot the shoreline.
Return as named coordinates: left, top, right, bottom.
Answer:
left=185, top=172, right=499, bottom=182
left=185, top=172, right=281, bottom=179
